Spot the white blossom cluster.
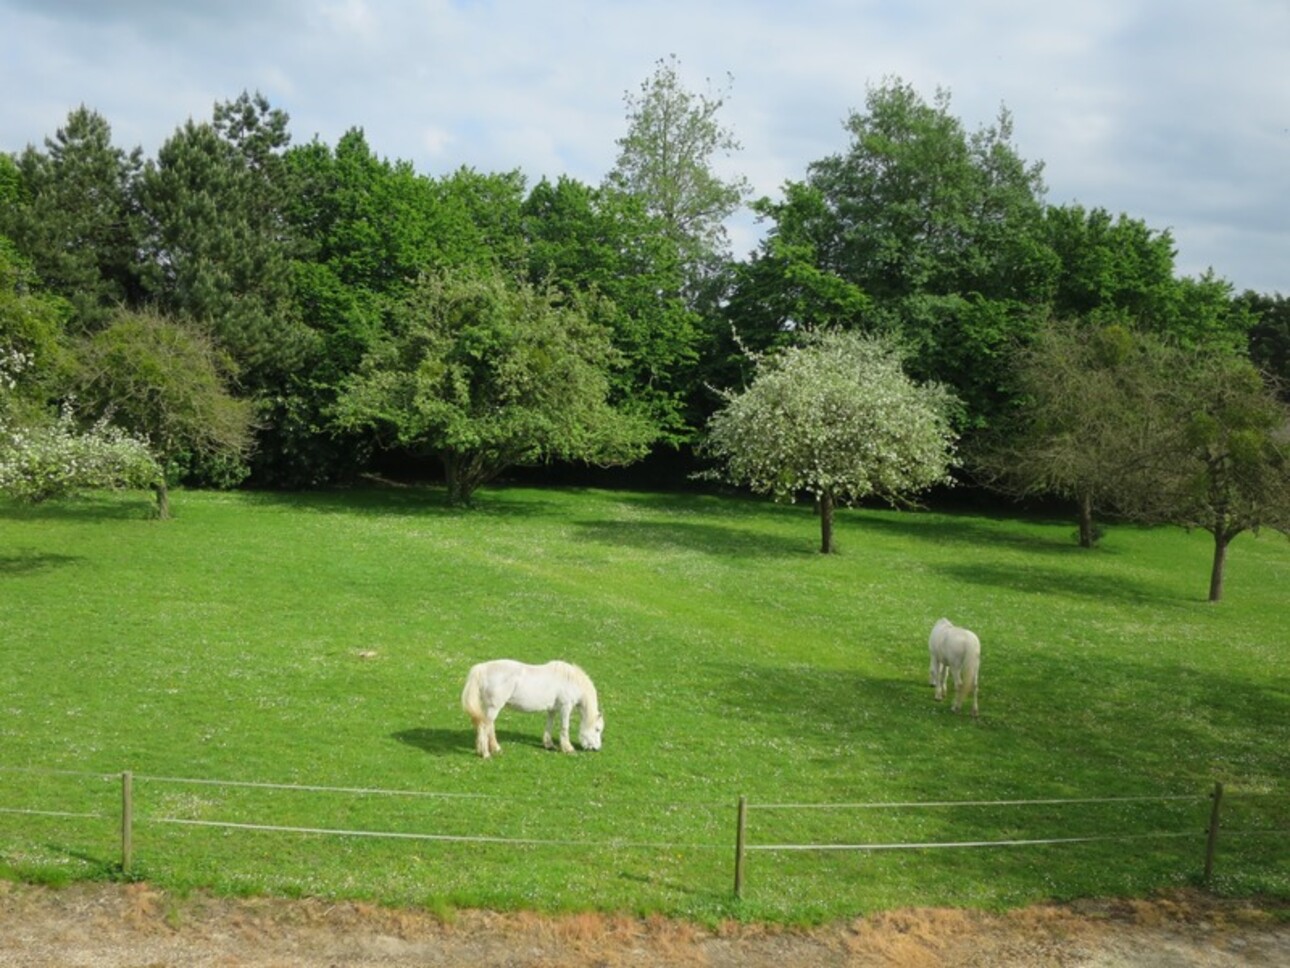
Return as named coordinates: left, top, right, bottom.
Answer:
left=0, top=395, right=162, bottom=503
left=703, top=331, right=958, bottom=505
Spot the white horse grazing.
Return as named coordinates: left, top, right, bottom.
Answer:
left=928, top=618, right=981, bottom=717
left=461, top=659, right=604, bottom=759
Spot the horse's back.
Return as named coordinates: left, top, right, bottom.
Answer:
left=930, top=619, right=980, bottom=660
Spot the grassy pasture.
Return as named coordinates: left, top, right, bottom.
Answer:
left=0, top=485, right=1287, bottom=923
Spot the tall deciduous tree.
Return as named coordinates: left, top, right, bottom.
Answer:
left=606, top=55, right=750, bottom=298
left=333, top=266, right=654, bottom=505
left=522, top=175, right=701, bottom=442
left=744, top=80, right=1052, bottom=430
left=700, top=331, right=958, bottom=553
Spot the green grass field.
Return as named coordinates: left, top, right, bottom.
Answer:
left=1, top=485, right=1287, bottom=923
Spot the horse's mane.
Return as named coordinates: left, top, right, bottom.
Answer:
left=562, top=661, right=599, bottom=720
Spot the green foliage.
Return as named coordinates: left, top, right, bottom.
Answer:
left=607, top=55, right=751, bottom=291
left=796, top=80, right=1048, bottom=303
left=137, top=92, right=315, bottom=389
left=1042, top=204, right=1178, bottom=326
left=702, top=331, right=957, bottom=551
left=522, top=176, right=702, bottom=441
left=0, top=243, right=74, bottom=413
left=1, top=488, right=1286, bottom=918
left=71, top=308, right=255, bottom=488
left=1147, top=351, right=1290, bottom=600
left=972, top=319, right=1179, bottom=546
left=334, top=266, right=655, bottom=503
left=0, top=107, right=145, bottom=329
left=1243, top=290, right=1290, bottom=396
left=739, top=80, right=1051, bottom=432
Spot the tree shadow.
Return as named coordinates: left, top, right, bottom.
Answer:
left=240, top=485, right=560, bottom=521
left=931, top=561, right=1187, bottom=606
left=0, top=550, right=84, bottom=576
left=0, top=494, right=155, bottom=523
left=572, top=518, right=813, bottom=559
left=851, top=508, right=1101, bottom=556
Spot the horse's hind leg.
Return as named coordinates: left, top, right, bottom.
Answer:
left=543, top=710, right=556, bottom=750
left=474, top=719, right=492, bottom=758
left=487, top=717, right=501, bottom=755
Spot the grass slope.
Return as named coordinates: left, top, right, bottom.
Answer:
left=1, top=486, right=1287, bottom=923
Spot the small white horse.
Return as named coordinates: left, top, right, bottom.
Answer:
left=928, top=618, right=981, bottom=717
left=461, top=659, right=604, bottom=759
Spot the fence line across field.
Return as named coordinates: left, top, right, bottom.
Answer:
left=3, top=766, right=1285, bottom=900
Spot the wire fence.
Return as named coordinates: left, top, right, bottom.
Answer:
left=1, top=765, right=1286, bottom=901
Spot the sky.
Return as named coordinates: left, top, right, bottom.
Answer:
left=2, top=0, right=1287, bottom=295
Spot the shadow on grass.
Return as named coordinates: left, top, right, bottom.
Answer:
left=0, top=494, right=155, bottom=523
left=851, top=507, right=1099, bottom=556
left=931, top=560, right=1186, bottom=605
left=0, top=549, right=84, bottom=576
left=572, top=518, right=813, bottom=559
left=709, top=648, right=1290, bottom=794
left=240, top=486, right=561, bottom=521
left=392, top=727, right=547, bottom=757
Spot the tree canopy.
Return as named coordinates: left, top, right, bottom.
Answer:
left=0, top=74, right=1276, bottom=514
left=333, top=266, right=655, bottom=504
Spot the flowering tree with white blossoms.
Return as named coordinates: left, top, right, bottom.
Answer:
left=701, top=331, right=958, bottom=553
left=0, top=347, right=162, bottom=505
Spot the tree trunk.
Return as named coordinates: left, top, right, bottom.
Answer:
left=1208, top=531, right=1230, bottom=603
left=1077, top=490, right=1095, bottom=548
left=819, top=491, right=835, bottom=554
left=153, top=482, right=171, bottom=520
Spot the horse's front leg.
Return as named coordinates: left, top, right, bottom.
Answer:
left=558, top=702, right=574, bottom=753
left=543, top=710, right=556, bottom=750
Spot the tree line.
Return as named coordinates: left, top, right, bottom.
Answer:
left=2, top=65, right=1287, bottom=598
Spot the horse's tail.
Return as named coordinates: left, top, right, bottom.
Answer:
left=461, top=664, right=486, bottom=725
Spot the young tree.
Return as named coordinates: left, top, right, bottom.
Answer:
left=700, top=331, right=958, bottom=553
left=1, top=345, right=160, bottom=505
left=972, top=319, right=1178, bottom=547
left=72, top=308, right=255, bottom=518
left=333, top=266, right=655, bottom=505
left=1149, top=352, right=1290, bottom=602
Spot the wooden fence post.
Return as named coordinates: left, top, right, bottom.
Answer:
left=121, top=771, right=133, bottom=875
left=734, top=795, right=747, bottom=899
left=1203, top=780, right=1223, bottom=883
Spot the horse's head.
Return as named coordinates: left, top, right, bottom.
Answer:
left=579, top=712, right=604, bottom=751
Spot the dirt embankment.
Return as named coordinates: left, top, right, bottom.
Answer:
left=0, top=881, right=1287, bottom=967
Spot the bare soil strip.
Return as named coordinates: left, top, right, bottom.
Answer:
left=1, top=881, right=1287, bottom=967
